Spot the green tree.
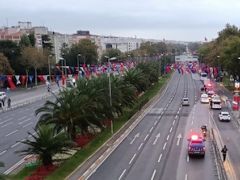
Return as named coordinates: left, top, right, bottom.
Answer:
left=17, top=125, right=73, bottom=166
left=28, top=33, right=36, bottom=47
left=62, top=39, right=98, bottom=66
left=19, top=34, right=31, bottom=48
left=0, top=53, right=14, bottom=74
left=101, top=49, right=123, bottom=62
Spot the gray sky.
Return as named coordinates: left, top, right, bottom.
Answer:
left=1, top=0, right=240, bottom=41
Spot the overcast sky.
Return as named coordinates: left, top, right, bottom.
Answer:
left=0, top=0, right=240, bottom=41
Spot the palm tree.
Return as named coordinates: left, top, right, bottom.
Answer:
left=36, top=89, right=81, bottom=140
left=17, top=125, right=73, bottom=166
left=123, top=69, right=149, bottom=93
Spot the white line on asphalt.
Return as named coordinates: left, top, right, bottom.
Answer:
left=175, top=115, right=178, bottom=119
left=11, top=142, right=21, bottom=148
left=6, top=130, right=18, bottom=137
left=154, top=121, right=157, bottom=126
left=158, top=153, right=163, bottom=163
left=151, top=169, right=156, bottom=180
left=177, top=110, right=180, bottom=114
left=18, top=118, right=31, bottom=125
left=0, top=120, right=10, bottom=125
left=0, top=150, right=7, bottom=156
left=129, top=153, right=136, bottom=164
left=144, top=134, right=149, bottom=141
left=185, top=174, right=188, bottom=180
left=169, top=127, right=173, bottom=133
left=118, top=169, right=126, bottom=180
left=163, top=142, right=167, bottom=150
left=166, top=135, right=170, bottom=141
left=187, top=155, right=189, bottom=162
left=18, top=116, right=26, bottom=121
left=149, top=126, right=154, bottom=133
left=191, top=120, right=193, bottom=125
left=138, top=143, right=143, bottom=151
left=172, top=120, right=176, bottom=125
left=1, top=122, right=13, bottom=128
left=23, top=122, right=33, bottom=128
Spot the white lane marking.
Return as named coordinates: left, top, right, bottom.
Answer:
left=11, top=142, right=21, bottom=148
left=185, top=174, right=188, bottom=180
left=191, top=120, right=193, bottom=125
left=172, top=120, right=176, bottom=125
left=187, top=155, right=189, bottom=162
left=158, top=153, right=163, bottom=163
left=154, top=121, right=157, bottom=126
left=0, top=150, right=7, bottom=156
left=0, top=120, right=10, bottom=125
left=151, top=169, right=156, bottom=180
left=138, top=143, right=144, bottom=151
left=176, top=134, right=182, bottom=146
left=18, top=118, right=31, bottom=125
left=169, top=127, right=173, bottom=133
left=130, top=133, right=140, bottom=144
left=23, top=122, right=33, bottom=128
left=18, top=116, right=27, bottom=121
left=144, top=134, right=149, bottom=141
left=149, top=126, right=154, bottom=133
left=6, top=130, right=18, bottom=137
left=129, top=153, right=136, bottom=164
left=175, top=115, right=178, bottom=119
left=153, top=133, right=161, bottom=145
left=1, top=122, right=13, bottom=128
left=177, top=111, right=180, bottom=114
left=166, top=135, right=170, bottom=141
left=118, top=169, right=126, bottom=180
left=163, top=142, right=167, bottom=150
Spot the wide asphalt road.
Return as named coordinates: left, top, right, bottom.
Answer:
left=87, top=72, right=218, bottom=180
left=0, top=96, right=55, bottom=174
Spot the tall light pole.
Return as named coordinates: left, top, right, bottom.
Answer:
left=105, top=56, right=113, bottom=134
left=48, top=55, right=52, bottom=84
left=77, top=54, right=81, bottom=77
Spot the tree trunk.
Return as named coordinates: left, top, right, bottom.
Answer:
left=26, top=70, right=28, bottom=89
left=42, top=154, right=53, bottom=166
left=35, top=68, right=38, bottom=86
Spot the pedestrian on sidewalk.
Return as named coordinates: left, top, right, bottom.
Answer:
left=7, top=98, right=11, bottom=108
left=221, top=145, right=228, bottom=161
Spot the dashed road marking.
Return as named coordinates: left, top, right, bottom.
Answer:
left=11, top=142, right=21, bottom=148
left=151, top=169, right=156, bottom=180
left=158, top=153, right=163, bottom=162
left=154, top=121, right=157, bottom=126
left=187, top=155, right=189, bottom=162
left=144, top=134, right=149, bottom=141
left=129, top=153, right=136, bottom=164
left=0, top=150, right=7, bottom=156
left=170, top=127, right=173, bottom=133
left=185, top=174, right=188, bottom=180
left=138, top=143, right=143, bottom=151
left=118, top=169, right=126, bottom=180
left=23, top=122, right=33, bottom=128
left=1, top=122, right=12, bottom=128
left=172, top=120, right=176, bottom=125
left=6, top=130, right=18, bottom=137
left=166, top=135, right=170, bottom=141
left=163, top=142, right=167, bottom=150
left=149, top=126, right=154, bottom=133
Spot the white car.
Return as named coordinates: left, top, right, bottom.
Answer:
left=201, top=93, right=209, bottom=103
left=182, top=98, right=190, bottom=106
left=219, top=112, right=231, bottom=122
left=0, top=92, right=7, bottom=102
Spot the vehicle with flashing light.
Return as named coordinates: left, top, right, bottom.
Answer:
left=210, top=98, right=222, bottom=110
left=201, top=93, right=209, bottom=103
left=219, top=112, right=231, bottom=122
left=187, top=134, right=205, bottom=158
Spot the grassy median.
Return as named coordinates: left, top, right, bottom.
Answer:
left=10, top=74, right=170, bottom=180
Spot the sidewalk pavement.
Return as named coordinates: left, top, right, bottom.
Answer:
left=0, top=83, right=61, bottom=113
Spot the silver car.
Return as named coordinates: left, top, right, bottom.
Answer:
left=182, top=98, right=190, bottom=106
left=219, top=112, right=231, bottom=122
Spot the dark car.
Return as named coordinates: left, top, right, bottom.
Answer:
left=188, top=135, right=205, bottom=158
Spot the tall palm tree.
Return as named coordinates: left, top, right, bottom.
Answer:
left=123, top=69, right=149, bottom=93
left=17, top=125, right=73, bottom=166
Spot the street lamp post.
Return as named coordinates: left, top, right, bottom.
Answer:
left=105, top=56, right=113, bottom=134
left=77, top=54, right=81, bottom=77
left=48, top=55, right=52, bottom=84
